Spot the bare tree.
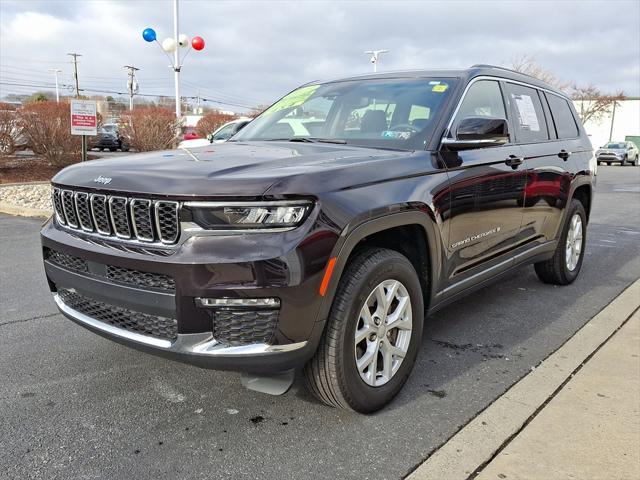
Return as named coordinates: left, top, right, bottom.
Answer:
left=510, top=55, right=571, bottom=92
left=571, top=85, right=625, bottom=124
left=509, top=55, right=625, bottom=123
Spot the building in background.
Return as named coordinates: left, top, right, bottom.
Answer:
left=576, top=98, right=640, bottom=148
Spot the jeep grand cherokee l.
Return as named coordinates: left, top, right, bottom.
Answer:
left=42, top=65, right=595, bottom=412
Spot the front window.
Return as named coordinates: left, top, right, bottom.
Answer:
left=604, top=142, right=625, bottom=149
left=212, top=123, right=237, bottom=141
left=233, top=78, right=458, bottom=150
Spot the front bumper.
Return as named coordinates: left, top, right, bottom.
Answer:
left=41, top=214, right=338, bottom=373
left=597, top=154, right=623, bottom=162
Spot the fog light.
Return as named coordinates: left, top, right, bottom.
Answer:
left=196, top=297, right=280, bottom=308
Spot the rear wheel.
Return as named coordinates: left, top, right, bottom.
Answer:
left=534, top=198, right=586, bottom=285
left=304, top=248, right=424, bottom=413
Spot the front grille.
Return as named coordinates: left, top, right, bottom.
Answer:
left=52, top=187, right=180, bottom=246
left=44, top=248, right=175, bottom=292
left=58, top=288, right=178, bottom=341
left=106, top=265, right=175, bottom=291
left=213, top=309, right=279, bottom=346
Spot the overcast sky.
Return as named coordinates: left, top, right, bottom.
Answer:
left=1, top=0, right=638, bottom=112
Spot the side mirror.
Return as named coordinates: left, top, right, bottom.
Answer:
left=206, top=133, right=214, bottom=143
left=441, top=116, right=509, bottom=151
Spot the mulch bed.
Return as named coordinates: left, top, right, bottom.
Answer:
left=0, top=153, right=97, bottom=184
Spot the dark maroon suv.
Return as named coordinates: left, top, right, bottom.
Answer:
left=42, top=65, right=596, bottom=412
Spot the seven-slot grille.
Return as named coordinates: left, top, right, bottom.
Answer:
left=53, top=187, right=179, bottom=245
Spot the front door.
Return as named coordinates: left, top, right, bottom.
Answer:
left=440, top=79, right=527, bottom=282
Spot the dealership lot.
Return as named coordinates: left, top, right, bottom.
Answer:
left=1, top=166, right=638, bottom=480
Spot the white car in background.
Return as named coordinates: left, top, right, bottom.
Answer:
left=178, top=118, right=252, bottom=149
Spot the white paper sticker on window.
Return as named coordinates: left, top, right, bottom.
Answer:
left=513, top=94, right=540, bottom=132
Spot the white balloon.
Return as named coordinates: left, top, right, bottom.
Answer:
left=178, top=34, right=189, bottom=47
left=162, top=37, right=177, bottom=53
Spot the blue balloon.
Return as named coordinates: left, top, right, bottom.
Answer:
left=142, top=28, right=156, bottom=42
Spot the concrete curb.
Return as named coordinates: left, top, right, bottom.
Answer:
left=0, top=202, right=52, bottom=219
left=407, top=279, right=640, bottom=480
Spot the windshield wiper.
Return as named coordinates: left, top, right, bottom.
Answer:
left=288, top=137, right=347, bottom=145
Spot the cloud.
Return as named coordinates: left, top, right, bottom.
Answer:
left=1, top=0, right=638, bottom=111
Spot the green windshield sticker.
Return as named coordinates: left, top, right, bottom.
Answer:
left=432, top=83, right=448, bottom=93
left=263, top=85, right=320, bottom=115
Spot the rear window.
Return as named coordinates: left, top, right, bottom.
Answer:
left=505, top=83, right=549, bottom=143
left=545, top=93, right=579, bottom=139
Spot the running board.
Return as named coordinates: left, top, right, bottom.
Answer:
left=240, top=369, right=295, bottom=395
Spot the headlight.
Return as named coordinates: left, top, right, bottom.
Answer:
left=184, top=201, right=312, bottom=231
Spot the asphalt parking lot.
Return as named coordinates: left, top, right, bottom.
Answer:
left=1, top=165, right=638, bottom=480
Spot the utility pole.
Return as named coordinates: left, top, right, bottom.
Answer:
left=124, top=65, right=139, bottom=111
left=68, top=53, right=87, bottom=162
left=48, top=68, right=61, bottom=102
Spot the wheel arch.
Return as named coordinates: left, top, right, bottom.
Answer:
left=314, top=209, right=442, bottom=324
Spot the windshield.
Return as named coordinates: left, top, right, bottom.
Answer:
left=233, top=77, right=457, bottom=150
left=604, top=142, right=625, bottom=149
left=101, top=125, right=117, bottom=133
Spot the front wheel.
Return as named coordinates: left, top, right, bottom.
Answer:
left=622, top=155, right=628, bottom=166
left=534, top=198, right=586, bottom=285
left=304, top=248, right=424, bottom=413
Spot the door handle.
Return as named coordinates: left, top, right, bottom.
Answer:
left=505, top=155, right=524, bottom=169
left=558, top=149, right=571, bottom=161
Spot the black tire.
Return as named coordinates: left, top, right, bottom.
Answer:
left=304, top=247, right=424, bottom=413
left=534, top=198, right=586, bottom=285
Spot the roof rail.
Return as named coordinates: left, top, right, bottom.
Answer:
left=469, top=64, right=539, bottom=81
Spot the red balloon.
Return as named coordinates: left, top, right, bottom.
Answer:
left=191, top=36, right=205, bottom=51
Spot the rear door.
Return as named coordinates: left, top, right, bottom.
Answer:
left=504, top=83, right=580, bottom=245
left=441, top=79, right=526, bottom=282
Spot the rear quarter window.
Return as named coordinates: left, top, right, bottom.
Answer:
left=545, top=93, right=579, bottom=139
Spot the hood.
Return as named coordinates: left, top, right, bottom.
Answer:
left=52, top=141, right=430, bottom=198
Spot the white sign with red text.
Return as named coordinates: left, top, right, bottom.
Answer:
left=70, top=99, right=97, bottom=136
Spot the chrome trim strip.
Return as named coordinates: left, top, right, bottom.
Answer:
left=130, top=198, right=155, bottom=242
left=184, top=200, right=312, bottom=208
left=108, top=196, right=131, bottom=239
left=54, top=293, right=307, bottom=356
left=180, top=221, right=297, bottom=235
left=61, top=189, right=79, bottom=228
left=54, top=293, right=172, bottom=348
left=74, top=192, right=94, bottom=232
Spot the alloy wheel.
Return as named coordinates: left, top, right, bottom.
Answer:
left=354, top=279, right=413, bottom=387
left=565, top=213, right=583, bottom=271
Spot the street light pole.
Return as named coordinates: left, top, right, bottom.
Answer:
left=364, top=50, right=389, bottom=73
left=173, top=0, right=181, bottom=120
left=48, top=69, right=61, bottom=102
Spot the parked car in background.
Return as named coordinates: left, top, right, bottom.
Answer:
left=178, top=118, right=251, bottom=148
left=90, top=124, right=129, bottom=152
left=595, top=141, right=639, bottom=166
left=182, top=126, right=200, bottom=141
